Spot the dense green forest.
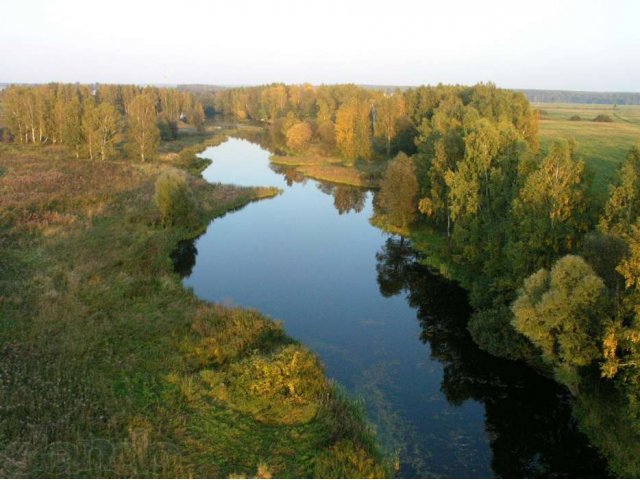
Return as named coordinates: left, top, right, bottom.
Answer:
left=3, top=81, right=640, bottom=476
left=199, top=82, right=640, bottom=475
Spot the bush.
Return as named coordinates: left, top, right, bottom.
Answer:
left=154, top=169, right=199, bottom=228
left=569, top=115, right=582, bottom=121
left=158, top=119, right=179, bottom=141
left=593, top=114, right=613, bottom=122
left=199, top=344, right=328, bottom=424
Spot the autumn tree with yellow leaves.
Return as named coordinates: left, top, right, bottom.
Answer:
left=335, top=94, right=372, bottom=162
left=285, top=122, right=313, bottom=152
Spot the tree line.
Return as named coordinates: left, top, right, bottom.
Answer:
left=1, top=83, right=205, bottom=161
left=520, top=89, right=640, bottom=105
left=210, top=83, right=412, bottom=160
left=210, top=83, right=537, bottom=164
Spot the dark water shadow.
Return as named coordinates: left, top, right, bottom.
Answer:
left=375, top=236, right=610, bottom=478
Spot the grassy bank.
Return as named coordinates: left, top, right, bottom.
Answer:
left=270, top=153, right=382, bottom=189
left=0, top=137, right=387, bottom=477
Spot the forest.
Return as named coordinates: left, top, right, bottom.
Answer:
left=0, top=83, right=205, bottom=160
left=2, top=81, right=640, bottom=476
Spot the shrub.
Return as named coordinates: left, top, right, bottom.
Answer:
left=158, top=119, right=179, bottom=141
left=569, top=115, right=582, bottom=121
left=593, top=114, right=613, bottom=122
left=199, top=344, right=328, bottom=424
left=154, top=169, right=199, bottom=228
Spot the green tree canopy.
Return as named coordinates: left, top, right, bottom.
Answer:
left=510, top=140, right=589, bottom=274
left=512, top=255, right=609, bottom=393
left=600, top=146, right=640, bottom=236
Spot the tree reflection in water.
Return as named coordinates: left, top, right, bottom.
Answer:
left=375, top=236, right=609, bottom=478
left=270, top=164, right=306, bottom=186
left=332, top=185, right=367, bottom=215
left=171, top=239, right=198, bottom=277
left=314, top=181, right=368, bottom=215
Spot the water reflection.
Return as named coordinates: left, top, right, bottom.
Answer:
left=270, top=164, right=307, bottom=186
left=171, top=239, right=198, bottom=277
left=269, top=164, right=369, bottom=215
left=314, top=182, right=368, bottom=215
left=375, top=237, right=609, bottom=478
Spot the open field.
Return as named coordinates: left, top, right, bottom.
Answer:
left=0, top=136, right=386, bottom=477
left=536, top=103, right=640, bottom=197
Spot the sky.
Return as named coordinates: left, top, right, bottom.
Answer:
left=1, top=0, right=638, bottom=91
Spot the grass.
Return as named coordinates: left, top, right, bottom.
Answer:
left=295, top=164, right=377, bottom=188
left=270, top=151, right=384, bottom=189
left=270, top=152, right=344, bottom=167
left=0, top=136, right=387, bottom=477
left=536, top=103, right=640, bottom=198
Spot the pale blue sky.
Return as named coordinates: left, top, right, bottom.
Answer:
left=1, top=0, right=638, bottom=91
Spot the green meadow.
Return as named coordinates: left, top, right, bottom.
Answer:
left=536, top=103, right=640, bottom=198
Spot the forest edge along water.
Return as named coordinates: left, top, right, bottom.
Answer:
left=172, top=137, right=608, bottom=478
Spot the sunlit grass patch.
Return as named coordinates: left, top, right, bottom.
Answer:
left=296, top=164, right=376, bottom=188
left=536, top=103, right=640, bottom=199
left=197, top=344, right=327, bottom=425
left=270, top=152, right=343, bottom=166
left=185, top=304, right=288, bottom=367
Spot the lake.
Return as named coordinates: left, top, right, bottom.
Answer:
left=175, top=137, right=607, bottom=478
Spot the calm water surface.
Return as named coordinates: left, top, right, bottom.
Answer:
left=176, top=138, right=607, bottom=478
